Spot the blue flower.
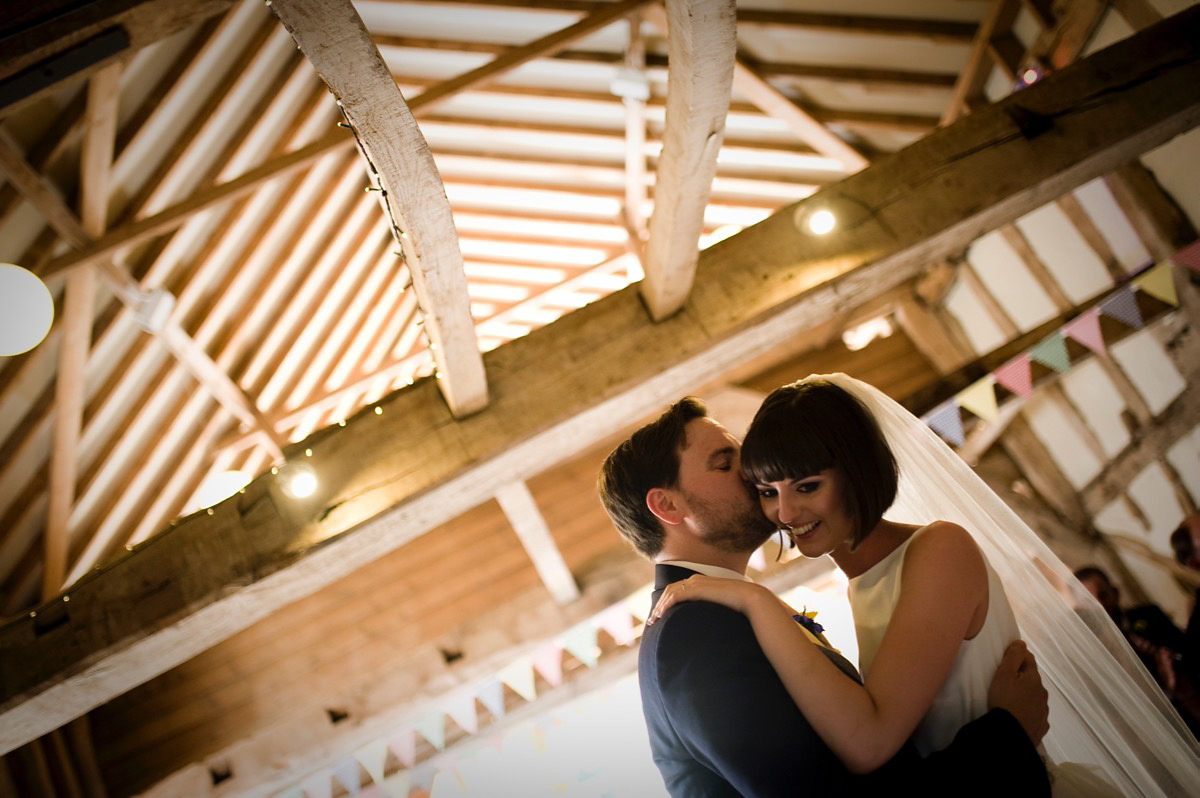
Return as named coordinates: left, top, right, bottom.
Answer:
left=793, top=610, right=824, bottom=636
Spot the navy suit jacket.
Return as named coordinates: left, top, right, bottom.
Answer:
left=640, top=564, right=1049, bottom=797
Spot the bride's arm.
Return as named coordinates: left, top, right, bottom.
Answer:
left=648, top=522, right=987, bottom=773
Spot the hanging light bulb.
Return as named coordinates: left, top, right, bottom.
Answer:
left=806, top=209, right=837, bottom=235
left=0, top=263, right=54, bottom=355
left=276, top=461, right=318, bottom=499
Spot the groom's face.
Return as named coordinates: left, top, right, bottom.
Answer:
left=674, top=418, right=776, bottom=552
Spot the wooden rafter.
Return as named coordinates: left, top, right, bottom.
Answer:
left=730, top=57, right=868, bottom=172
left=2, top=10, right=1197, bottom=753
left=494, top=481, right=580, bottom=605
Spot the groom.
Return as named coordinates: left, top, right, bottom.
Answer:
left=598, top=397, right=1050, bottom=796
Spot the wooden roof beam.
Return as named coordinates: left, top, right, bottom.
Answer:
left=270, top=0, right=487, bottom=417
left=1, top=9, right=1197, bottom=752
left=638, top=0, right=736, bottom=320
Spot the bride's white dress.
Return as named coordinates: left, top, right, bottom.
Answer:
left=848, top=526, right=1120, bottom=796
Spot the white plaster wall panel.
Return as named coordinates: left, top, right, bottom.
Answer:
left=1129, top=462, right=1189, bottom=552
left=1166, top=424, right=1200, bottom=506
left=1109, top=330, right=1187, bottom=415
left=1024, top=392, right=1105, bottom=489
left=965, top=232, right=1058, bottom=332
left=1060, top=360, right=1132, bottom=458
left=1141, top=128, right=1200, bottom=232
left=944, top=277, right=1004, bottom=355
left=1014, top=204, right=1113, bottom=304
left=1094, top=498, right=1190, bottom=624
left=1072, top=179, right=1152, bottom=272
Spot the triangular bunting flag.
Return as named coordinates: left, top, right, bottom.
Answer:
left=1062, top=308, right=1106, bottom=356
left=386, top=728, right=416, bottom=769
left=1098, top=286, right=1144, bottom=329
left=956, top=375, right=998, bottom=422
left=382, top=770, right=411, bottom=798
left=559, top=623, right=600, bottom=668
left=332, top=758, right=361, bottom=796
left=477, top=679, right=507, bottom=720
left=924, top=400, right=964, bottom=447
left=1170, top=239, right=1200, bottom=274
left=992, top=354, right=1033, bottom=398
left=414, top=712, right=446, bottom=751
left=443, top=692, right=479, bottom=735
left=1028, top=332, right=1071, bottom=373
left=595, top=604, right=635, bottom=646
left=531, top=643, right=564, bottom=687
left=498, top=658, right=538, bottom=702
left=1132, top=261, right=1178, bottom=306
left=354, top=739, right=389, bottom=786
left=298, top=770, right=333, bottom=798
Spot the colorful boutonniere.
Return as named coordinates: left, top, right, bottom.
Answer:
left=793, top=609, right=825, bottom=636
left=792, top=608, right=836, bottom=651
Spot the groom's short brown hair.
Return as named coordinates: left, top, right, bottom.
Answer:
left=597, top=397, right=707, bottom=558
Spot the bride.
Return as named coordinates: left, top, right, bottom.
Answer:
left=648, top=374, right=1199, bottom=796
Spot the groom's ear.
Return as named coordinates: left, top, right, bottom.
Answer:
left=646, top=487, right=684, bottom=526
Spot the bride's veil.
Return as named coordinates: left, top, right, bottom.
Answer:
left=815, top=373, right=1199, bottom=796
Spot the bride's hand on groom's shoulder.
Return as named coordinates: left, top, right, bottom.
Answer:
left=648, top=575, right=772, bottom=625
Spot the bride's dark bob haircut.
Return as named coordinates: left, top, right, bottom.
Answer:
left=741, top=378, right=898, bottom=548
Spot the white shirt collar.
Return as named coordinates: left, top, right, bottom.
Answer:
left=659, top=559, right=753, bottom=582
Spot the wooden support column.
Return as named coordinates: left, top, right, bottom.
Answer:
left=639, top=0, right=737, bottom=320
left=495, top=482, right=580, bottom=605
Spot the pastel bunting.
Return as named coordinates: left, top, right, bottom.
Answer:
left=1062, top=308, right=1106, bottom=356
left=1132, top=261, right=1178, bottom=306
left=1099, top=285, right=1144, bottom=329
left=956, top=375, right=998, bottom=422
left=924, top=400, right=964, bottom=447
left=992, top=354, right=1033, bottom=397
left=1171, top=239, right=1200, bottom=274
left=1028, top=332, right=1070, bottom=373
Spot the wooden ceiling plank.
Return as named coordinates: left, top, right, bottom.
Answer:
left=0, top=0, right=238, bottom=117
left=114, top=14, right=281, bottom=225
left=2, top=11, right=1197, bottom=752
left=400, top=0, right=658, bottom=114
left=396, top=0, right=976, bottom=42
left=495, top=481, right=580, bottom=605
left=729, top=57, right=868, bottom=172
left=376, top=34, right=958, bottom=91
left=270, top=0, right=487, bottom=417
left=638, top=0, right=736, bottom=320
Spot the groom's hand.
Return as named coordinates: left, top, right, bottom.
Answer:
left=987, top=640, right=1050, bottom=744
